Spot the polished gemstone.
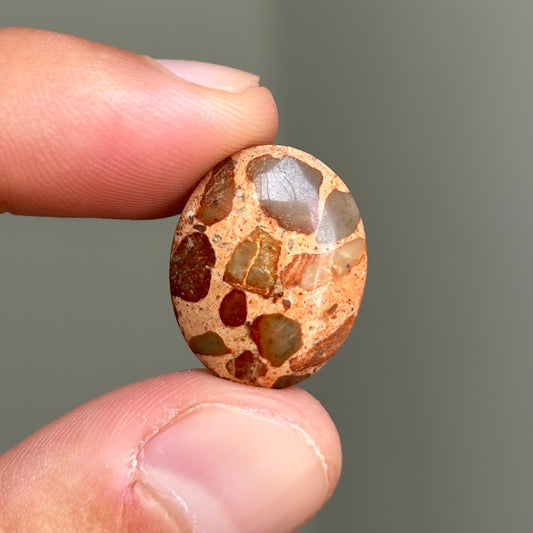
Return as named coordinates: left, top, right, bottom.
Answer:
left=188, top=331, right=231, bottom=355
left=196, top=157, right=235, bottom=225
left=247, top=155, right=323, bottom=234
left=250, top=313, right=302, bottom=367
left=170, top=145, right=367, bottom=388
left=223, top=228, right=281, bottom=297
left=226, top=350, right=268, bottom=382
left=170, top=232, right=215, bottom=302
left=219, top=289, right=247, bottom=327
left=316, top=190, right=360, bottom=243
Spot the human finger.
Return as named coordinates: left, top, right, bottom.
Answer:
left=0, top=28, right=278, bottom=218
left=0, top=370, right=341, bottom=532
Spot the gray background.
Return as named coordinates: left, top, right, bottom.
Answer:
left=2, top=1, right=533, bottom=532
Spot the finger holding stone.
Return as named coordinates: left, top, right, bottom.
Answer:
left=0, top=28, right=278, bottom=218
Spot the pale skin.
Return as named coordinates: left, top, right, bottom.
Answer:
left=0, top=28, right=342, bottom=532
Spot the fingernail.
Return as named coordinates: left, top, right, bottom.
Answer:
left=139, top=404, right=329, bottom=532
left=154, top=59, right=260, bottom=93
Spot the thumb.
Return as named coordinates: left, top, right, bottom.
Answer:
left=0, top=370, right=341, bottom=532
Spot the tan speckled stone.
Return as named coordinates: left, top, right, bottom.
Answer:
left=170, top=145, right=367, bottom=388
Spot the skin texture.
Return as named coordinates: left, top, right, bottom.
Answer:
left=0, top=28, right=342, bottom=532
left=0, top=28, right=277, bottom=218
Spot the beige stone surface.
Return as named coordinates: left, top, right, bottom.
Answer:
left=170, top=145, right=367, bottom=388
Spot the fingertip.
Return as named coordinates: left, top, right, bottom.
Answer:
left=138, top=381, right=340, bottom=532
left=0, top=370, right=340, bottom=532
left=0, top=29, right=279, bottom=218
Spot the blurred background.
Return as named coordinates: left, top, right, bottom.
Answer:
left=2, top=1, right=533, bottom=531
